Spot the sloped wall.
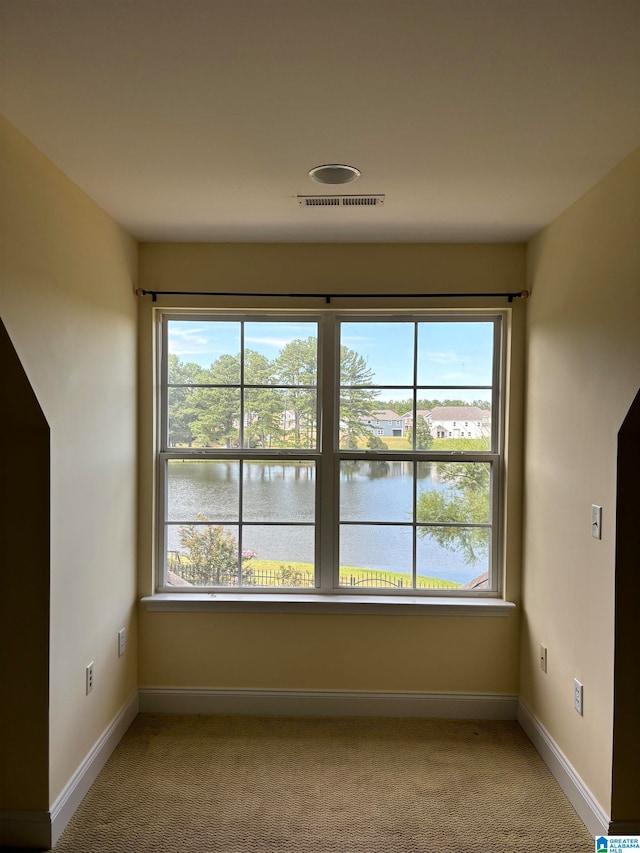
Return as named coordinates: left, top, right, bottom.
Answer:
left=0, top=117, right=139, bottom=812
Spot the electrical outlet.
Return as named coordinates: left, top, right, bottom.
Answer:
left=574, top=678, right=583, bottom=715
left=539, top=644, right=548, bottom=673
left=118, top=628, right=126, bottom=658
left=86, top=662, right=94, bottom=695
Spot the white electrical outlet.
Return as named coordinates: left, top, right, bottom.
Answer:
left=591, top=505, right=602, bottom=539
left=86, top=662, right=94, bottom=695
left=118, top=627, right=126, bottom=657
left=539, top=644, right=548, bottom=673
left=574, top=678, right=583, bottom=715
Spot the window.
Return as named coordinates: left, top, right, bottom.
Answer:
left=158, top=314, right=502, bottom=596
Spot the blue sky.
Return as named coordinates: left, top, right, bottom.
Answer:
left=168, top=319, right=494, bottom=396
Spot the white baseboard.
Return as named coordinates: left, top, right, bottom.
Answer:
left=49, top=691, right=139, bottom=846
left=517, top=698, right=609, bottom=837
left=138, top=686, right=518, bottom=720
left=0, top=808, right=52, bottom=850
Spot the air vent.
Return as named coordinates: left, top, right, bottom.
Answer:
left=297, top=195, right=385, bottom=207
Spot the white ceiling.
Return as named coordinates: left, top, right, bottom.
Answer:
left=1, top=0, right=639, bottom=242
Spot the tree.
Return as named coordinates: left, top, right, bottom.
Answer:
left=416, top=462, right=490, bottom=565
left=243, top=349, right=281, bottom=447
left=366, top=433, right=388, bottom=451
left=339, top=346, right=378, bottom=447
left=407, top=414, right=434, bottom=449
left=274, top=337, right=318, bottom=447
left=167, top=354, right=206, bottom=446
left=176, top=515, right=255, bottom=585
left=189, top=354, right=241, bottom=447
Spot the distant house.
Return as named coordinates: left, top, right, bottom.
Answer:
left=425, top=406, right=491, bottom=440
left=401, top=409, right=431, bottom=435
left=360, top=409, right=405, bottom=437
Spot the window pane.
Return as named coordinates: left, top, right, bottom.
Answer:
left=166, top=523, right=240, bottom=587
left=339, top=388, right=411, bottom=450
left=416, top=526, right=490, bottom=589
left=416, top=390, right=492, bottom=448
left=244, top=322, right=318, bottom=385
left=244, top=388, right=317, bottom=449
left=243, top=461, right=315, bottom=522
left=167, top=386, right=200, bottom=447
left=340, top=322, right=414, bottom=386
left=340, top=460, right=413, bottom=522
left=417, top=321, right=494, bottom=386
left=416, top=462, right=491, bottom=524
left=167, top=320, right=241, bottom=379
left=167, top=386, right=241, bottom=448
left=243, top=557, right=315, bottom=588
left=241, top=525, right=315, bottom=587
left=167, top=460, right=239, bottom=522
left=339, top=524, right=412, bottom=584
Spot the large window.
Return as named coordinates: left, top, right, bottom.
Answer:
left=158, top=313, right=503, bottom=596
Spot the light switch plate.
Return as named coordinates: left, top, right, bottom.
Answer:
left=592, top=505, right=602, bottom=539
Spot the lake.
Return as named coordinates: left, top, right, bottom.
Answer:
left=165, top=460, right=488, bottom=586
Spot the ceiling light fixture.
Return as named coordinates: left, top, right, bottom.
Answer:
left=308, top=164, right=361, bottom=185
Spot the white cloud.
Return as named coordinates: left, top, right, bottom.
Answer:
left=245, top=336, right=301, bottom=348
left=422, top=349, right=462, bottom=365
left=168, top=326, right=226, bottom=358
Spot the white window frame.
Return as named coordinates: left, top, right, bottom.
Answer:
left=154, top=310, right=506, bottom=600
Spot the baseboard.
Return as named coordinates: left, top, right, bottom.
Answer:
left=517, top=698, right=609, bottom=837
left=139, top=686, right=518, bottom=720
left=49, top=691, right=139, bottom=847
left=0, top=809, right=52, bottom=850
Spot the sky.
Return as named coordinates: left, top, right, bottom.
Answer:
left=167, top=319, right=495, bottom=400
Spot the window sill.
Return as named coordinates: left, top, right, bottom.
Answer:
left=141, top=593, right=516, bottom=616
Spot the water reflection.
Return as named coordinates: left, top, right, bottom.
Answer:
left=166, top=459, right=485, bottom=585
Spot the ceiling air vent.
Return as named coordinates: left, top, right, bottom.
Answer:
left=297, top=195, right=385, bottom=207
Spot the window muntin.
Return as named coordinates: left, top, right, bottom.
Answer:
left=159, top=313, right=503, bottom=595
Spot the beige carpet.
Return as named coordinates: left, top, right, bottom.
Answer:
left=51, top=714, right=593, bottom=853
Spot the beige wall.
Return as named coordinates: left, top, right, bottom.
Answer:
left=138, top=242, right=526, bottom=694
left=521, top=149, right=640, bottom=813
left=0, top=118, right=139, bottom=807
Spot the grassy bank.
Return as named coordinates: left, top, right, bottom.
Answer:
left=246, top=559, right=460, bottom=589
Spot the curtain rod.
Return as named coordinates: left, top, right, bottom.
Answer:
left=135, top=288, right=529, bottom=304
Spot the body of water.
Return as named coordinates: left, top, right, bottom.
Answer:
left=165, top=460, right=488, bottom=585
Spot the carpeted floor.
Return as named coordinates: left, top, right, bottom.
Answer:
left=50, top=714, right=593, bottom=852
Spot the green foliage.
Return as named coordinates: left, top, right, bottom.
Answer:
left=416, top=462, right=490, bottom=565
left=407, top=416, right=433, bottom=449
left=366, top=433, right=388, bottom=450
left=269, top=564, right=314, bottom=588
left=168, top=338, right=383, bottom=450
left=339, top=346, right=378, bottom=447
left=167, top=355, right=206, bottom=446
left=243, top=349, right=281, bottom=448
left=176, top=515, right=254, bottom=585
left=377, top=398, right=491, bottom=414
left=274, top=337, right=317, bottom=448
left=188, top=354, right=241, bottom=447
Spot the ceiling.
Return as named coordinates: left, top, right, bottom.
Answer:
left=1, top=0, right=639, bottom=243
